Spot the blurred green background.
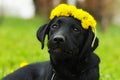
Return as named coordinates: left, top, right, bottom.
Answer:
left=0, top=0, right=120, bottom=80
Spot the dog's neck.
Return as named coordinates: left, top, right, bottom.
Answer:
left=49, top=53, right=92, bottom=80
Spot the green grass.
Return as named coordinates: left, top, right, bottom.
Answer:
left=0, top=17, right=49, bottom=78
left=0, top=17, right=120, bottom=80
left=96, top=25, right=120, bottom=80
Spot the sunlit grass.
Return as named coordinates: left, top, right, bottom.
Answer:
left=0, top=17, right=120, bottom=80
left=96, top=25, right=120, bottom=80
left=0, top=17, right=49, bottom=78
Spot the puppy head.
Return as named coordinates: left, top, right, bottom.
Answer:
left=37, top=4, right=98, bottom=60
left=37, top=17, right=98, bottom=59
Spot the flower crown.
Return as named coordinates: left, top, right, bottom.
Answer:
left=50, top=4, right=96, bottom=32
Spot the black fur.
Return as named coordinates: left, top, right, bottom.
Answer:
left=3, top=17, right=100, bottom=80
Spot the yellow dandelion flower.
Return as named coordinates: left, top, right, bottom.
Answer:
left=20, top=62, right=28, bottom=67
left=49, top=4, right=97, bottom=33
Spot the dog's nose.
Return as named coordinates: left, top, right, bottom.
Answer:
left=53, top=35, right=65, bottom=43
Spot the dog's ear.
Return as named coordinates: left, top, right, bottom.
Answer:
left=85, top=28, right=99, bottom=52
left=37, top=24, right=49, bottom=49
left=80, top=28, right=99, bottom=57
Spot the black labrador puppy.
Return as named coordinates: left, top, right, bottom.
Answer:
left=3, top=17, right=100, bottom=80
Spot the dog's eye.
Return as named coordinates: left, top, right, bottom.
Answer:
left=73, top=27, right=80, bottom=32
left=51, top=24, right=59, bottom=29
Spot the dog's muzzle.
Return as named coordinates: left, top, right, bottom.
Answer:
left=48, top=34, right=72, bottom=54
left=48, top=35, right=65, bottom=53
left=53, top=35, right=65, bottom=44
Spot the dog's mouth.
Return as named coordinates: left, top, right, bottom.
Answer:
left=48, top=47, right=63, bottom=53
left=48, top=46, right=73, bottom=56
left=53, top=48, right=62, bottom=53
